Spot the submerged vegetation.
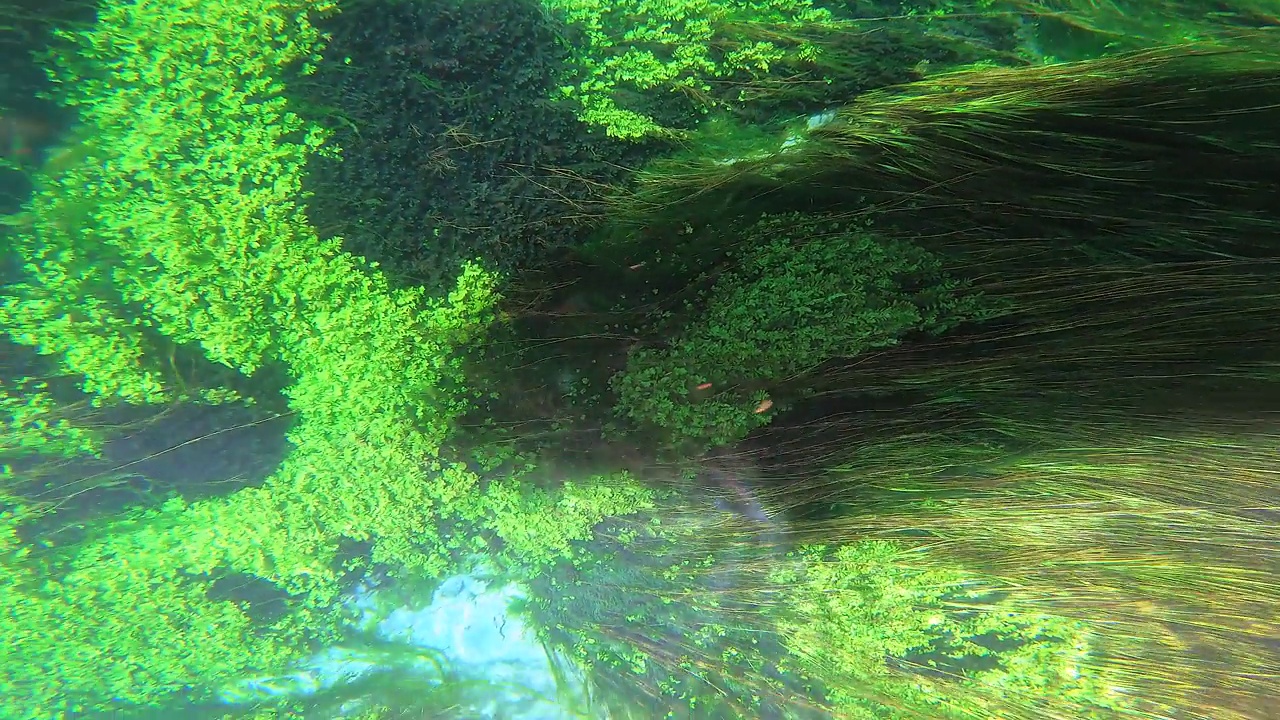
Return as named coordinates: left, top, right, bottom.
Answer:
left=2, top=0, right=1280, bottom=719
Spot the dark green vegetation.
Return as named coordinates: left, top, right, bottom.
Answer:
left=3, top=1, right=1280, bottom=719
left=297, top=0, right=647, bottom=292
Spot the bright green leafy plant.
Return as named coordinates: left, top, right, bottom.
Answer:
left=543, top=0, right=834, bottom=139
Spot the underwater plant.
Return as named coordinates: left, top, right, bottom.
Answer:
left=3, top=1, right=1280, bottom=719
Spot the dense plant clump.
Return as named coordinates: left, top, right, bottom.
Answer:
left=0, top=0, right=666, bottom=713
left=1, top=378, right=100, bottom=469
left=518, top=503, right=1131, bottom=719
left=543, top=0, right=834, bottom=139
left=542, top=0, right=1025, bottom=139
left=612, top=213, right=1001, bottom=450
left=300, top=0, right=645, bottom=292
left=776, top=540, right=1129, bottom=720
left=0, top=0, right=501, bottom=712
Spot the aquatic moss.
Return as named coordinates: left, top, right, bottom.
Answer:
left=0, top=0, right=505, bottom=713
left=0, top=0, right=669, bottom=712
left=300, top=0, right=639, bottom=292
left=0, top=378, right=101, bottom=466
left=774, top=540, right=1131, bottom=719
left=611, top=213, right=1001, bottom=450
left=544, top=0, right=834, bottom=138
left=459, top=471, right=658, bottom=571
left=0, top=548, right=305, bottom=713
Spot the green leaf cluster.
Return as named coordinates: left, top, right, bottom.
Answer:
left=455, top=471, right=656, bottom=571
left=773, top=540, right=1133, bottom=719
left=1, top=0, right=340, bottom=405
left=544, top=0, right=834, bottom=139
left=613, top=213, right=1001, bottom=449
left=0, top=378, right=104, bottom=521
left=1, top=379, right=100, bottom=465
left=0, top=0, right=514, bottom=714
left=0, top=0, right=690, bottom=713
left=0, top=543, right=304, bottom=713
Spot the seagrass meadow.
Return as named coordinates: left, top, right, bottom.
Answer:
left=1, top=0, right=1279, bottom=719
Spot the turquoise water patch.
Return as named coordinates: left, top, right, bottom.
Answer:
left=220, top=566, right=594, bottom=718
